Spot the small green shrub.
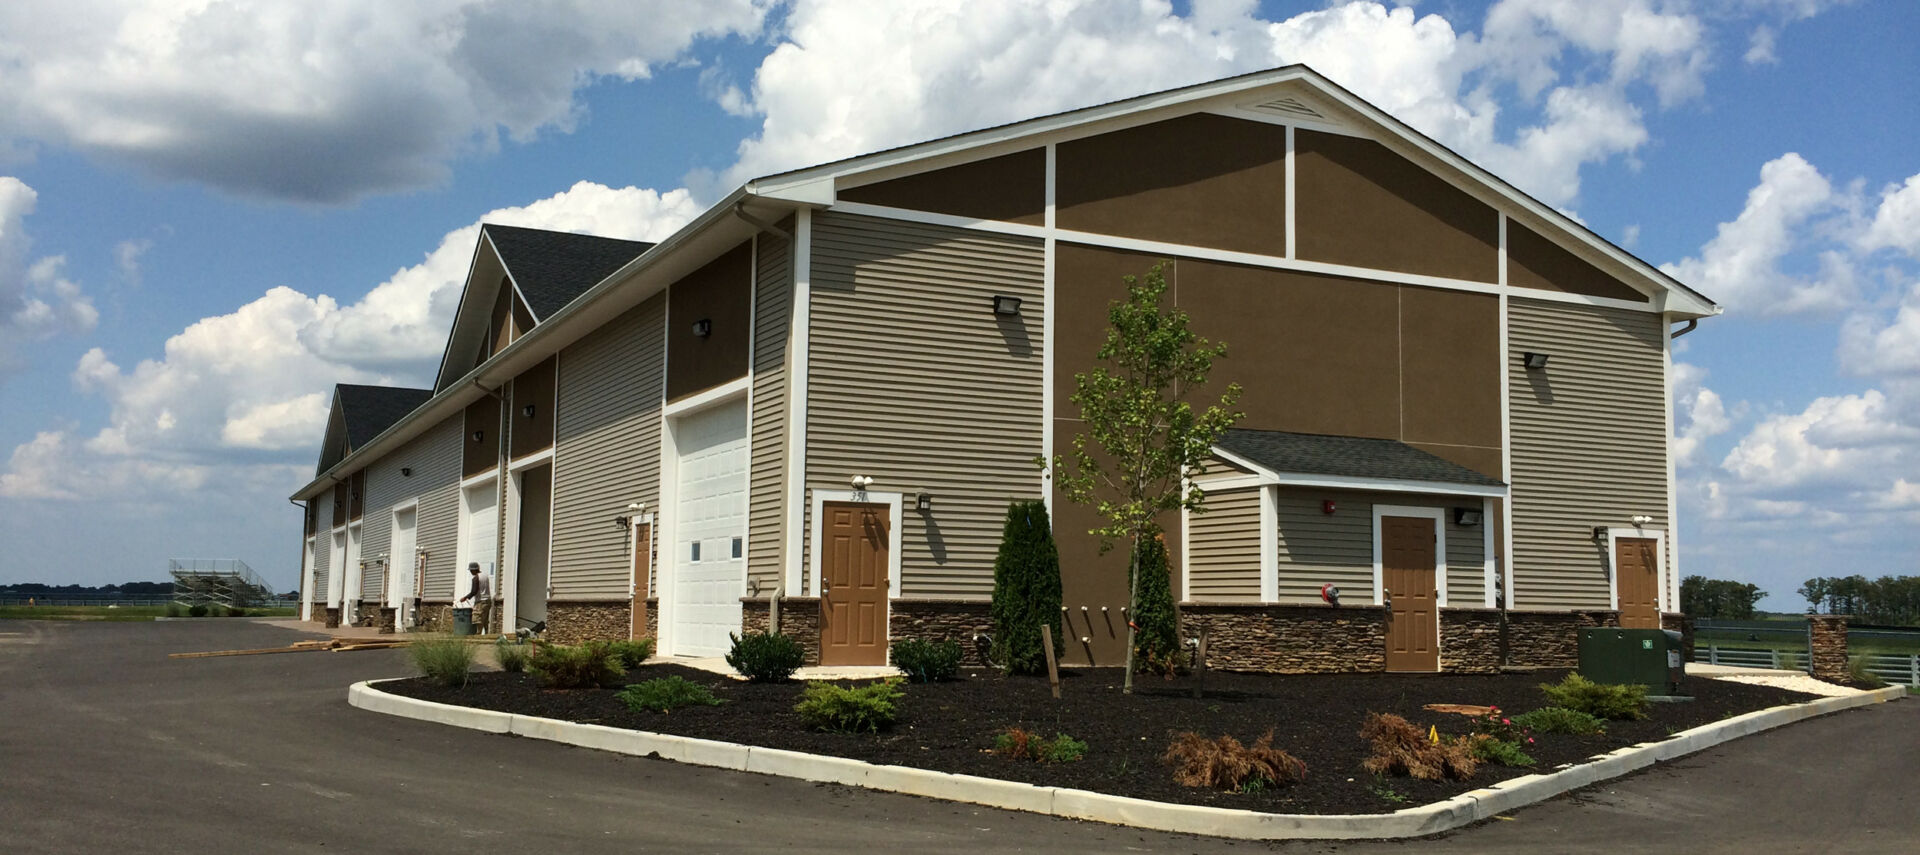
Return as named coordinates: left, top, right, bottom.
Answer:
left=530, top=641, right=625, bottom=689
left=1512, top=706, right=1607, bottom=735
left=411, top=636, right=476, bottom=688
left=794, top=679, right=904, bottom=733
left=607, top=639, right=655, bottom=669
left=1163, top=730, right=1307, bottom=790
left=225, top=605, right=248, bottom=618
left=1470, top=736, right=1536, bottom=767
left=891, top=638, right=963, bottom=682
left=619, top=676, right=724, bottom=713
left=494, top=641, right=530, bottom=673
left=1539, top=673, right=1649, bottom=720
left=188, top=604, right=209, bottom=618
left=726, top=631, right=806, bottom=682
left=994, top=727, right=1088, bottom=762
left=1470, top=705, right=1528, bottom=743
left=164, top=603, right=184, bottom=617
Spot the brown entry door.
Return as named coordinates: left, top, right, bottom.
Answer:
left=1382, top=515, right=1440, bottom=673
left=820, top=502, right=890, bottom=666
left=631, top=523, right=652, bottom=640
left=1615, top=537, right=1661, bottom=629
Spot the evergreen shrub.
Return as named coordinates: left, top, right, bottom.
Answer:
left=530, top=641, right=626, bottom=689
left=726, top=631, right=805, bottom=682
left=1131, top=528, right=1181, bottom=675
left=988, top=500, right=1063, bottom=676
left=794, top=679, right=904, bottom=733
left=890, top=638, right=962, bottom=682
left=1539, top=673, right=1649, bottom=720
left=619, top=676, right=724, bottom=713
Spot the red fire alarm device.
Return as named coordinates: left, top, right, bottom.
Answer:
left=1321, top=583, right=1341, bottom=605
left=1322, top=499, right=1337, bottom=515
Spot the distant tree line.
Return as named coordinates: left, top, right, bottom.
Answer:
left=0, top=581, right=172, bottom=597
left=1798, top=575, right=1920, bottom=627
left=1680, top=575, right=1767, bottom=620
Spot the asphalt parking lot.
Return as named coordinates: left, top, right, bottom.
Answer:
left=1, top=619, right=1914, bottom=854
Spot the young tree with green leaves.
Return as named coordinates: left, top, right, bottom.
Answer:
left=1048, top=261, right=1243, bottom=693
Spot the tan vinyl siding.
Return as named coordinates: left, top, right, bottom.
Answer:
left=549, top=296, right=665, bottom=600
left=1508, top=298, right=1668, bottom=610
left=1187, top=487, right=1262, bottom=601
left=806, top=212, right=1045, bottom=598
left=311, top=492, right=332, bottom=602
left=362, top=414, right=462, bottom=602
left=1273, top=489, right=1486, bottom=606
left=748, top=231, right=792, bottom=595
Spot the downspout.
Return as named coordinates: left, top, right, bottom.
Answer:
left=1670, top=319, right=1698, bottom=339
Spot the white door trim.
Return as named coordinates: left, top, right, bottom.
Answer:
left=300, top=536, right=316, bottom=621
left=1371, top=505, right=1446, bottom=607
left=809, top=489, right=906, bottom=601
left=1604, top=526, right=1668, bottom=615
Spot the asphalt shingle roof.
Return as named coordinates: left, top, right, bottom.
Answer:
left=1216, top=428, right=1505, bottom=488
left=336, top=384, right=433, bottom=450
left=482, top=224, right=655, bottom=320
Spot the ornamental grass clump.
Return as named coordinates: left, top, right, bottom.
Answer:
left=891, top=638, right=963, bottom=683
left=794, top=679, right=904, bottom=733
left=530, top=641, right=626, bottom=689
left=1539, top=673, right=1649, bottom=720
left=1512, top=706, right=1607, bottom=735
left=726, top=631, right=806, bottom=682
left=1359, top=712, right=1480, bottom=781
left=619, top=676, right=724, bottom=713
left=494, top=640, right=530, bottom=673
left=994, top=727, right=1088, bottom=763
left=1163, top=731, right=1307, bottom=791
left=410, top=635, right=476, bottom=688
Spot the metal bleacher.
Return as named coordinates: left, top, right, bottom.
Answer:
left=169, top=559, right=276, bottom=609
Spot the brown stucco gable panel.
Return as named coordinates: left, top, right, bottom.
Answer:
left=1507, top=221, right=1649, bottom=303
left=1398, top=285, right=1501, bottom=459
left=1056, top=113, right=1288, bottom=257
left=1294, top=129, right=1498, bottom=283
left=666, top=243, right=753, bottom=402
left=462, top=394, right=500, bottom=479
left=839, top=149, right=1045, bottom=225
left=509, top=355, right=556, bottom=459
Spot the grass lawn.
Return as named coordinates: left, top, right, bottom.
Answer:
left=0, top=605, right=297, bottom=621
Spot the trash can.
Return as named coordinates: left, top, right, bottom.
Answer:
left=1578, top=628, right=1686, bottom=696
left=452, top=607, right=473, bottom=637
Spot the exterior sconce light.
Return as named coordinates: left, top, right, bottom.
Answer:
left=400, top=467, right=412, bottom=477
left=1630, top=514, right=1653, bottom=526
left=1321, top=499, right=1337, bottom=515
left=849, top=474, right=875, bottom=489
left=691, top=319, right=712, bottom=338
left=1522, top=351, right=1550, bottom=370
left=915, top=492, right=932, bottom=512
left=471, top=430, right=484, bottom=443
left=1453, top=507, right=1482, bottom=527
left=991, top=295, right=1022, bottom=316
left=522, top=404, right=536, bottom=418
left=1592, top=525, right=1610, bottom=542
left=613, top=515, right=630, bottom=531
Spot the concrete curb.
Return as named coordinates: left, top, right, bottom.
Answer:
left=348, top=680, right=1905, bottom=840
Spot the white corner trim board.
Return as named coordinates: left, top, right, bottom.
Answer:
left=350, top=681, right=1904, bottom=841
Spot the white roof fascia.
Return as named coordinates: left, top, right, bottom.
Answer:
left=294, top=186, right=777, bottom=500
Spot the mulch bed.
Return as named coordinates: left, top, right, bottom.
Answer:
left=385, top=664, right=1817, bottom=815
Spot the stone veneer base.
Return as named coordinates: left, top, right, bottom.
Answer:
left=545, top=600, right=655, bottom=645
left=742, top=598, right=994, bottom=666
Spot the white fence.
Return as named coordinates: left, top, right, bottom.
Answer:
left=1694, top=645, right=1806, bottom=671
left=1856, top=653, right=1920, bottom=687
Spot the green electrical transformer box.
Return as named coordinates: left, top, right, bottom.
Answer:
left=1578, top=628, right=1686, bottom=696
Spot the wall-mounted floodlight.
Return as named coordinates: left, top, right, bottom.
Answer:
left=991, top=295, right=1022, bottom=316
left=916, top=492, right=932, bottom=512
left=1453, top=507, right=1483, bottom=527
left=471, top=430, right=485, bottom=443
left=1522, top=352, right=1550, bottom=370
left=691, top=319, right=713, bottom=338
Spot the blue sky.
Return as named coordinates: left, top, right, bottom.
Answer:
left=1, top=1, right=1915, bottom=611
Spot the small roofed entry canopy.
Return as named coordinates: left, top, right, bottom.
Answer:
left=1210, top=428, right=1506, bottom=498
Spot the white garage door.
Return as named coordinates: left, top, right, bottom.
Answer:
left=463, top=481, right=498, bottom=595
left=670, top=400, right=748, bottom=657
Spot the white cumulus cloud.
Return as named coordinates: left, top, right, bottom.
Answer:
left=0, top=1, right=770, bottom=203
left=1, top=176, right=99, bottom=377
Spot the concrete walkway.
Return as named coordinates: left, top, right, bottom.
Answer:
left=642, top=655, right=901, bottom=681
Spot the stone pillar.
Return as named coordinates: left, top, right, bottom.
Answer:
left=1808, top=614, right=1851, bottom=681
left=324, top=607, right=341, bottom=629
left=378, top=607, right=397, bottom=635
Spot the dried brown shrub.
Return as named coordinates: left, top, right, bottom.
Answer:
left=994, top=726, right=1040, bottom=761
left=1359, top=712, right=1480, bottom=781
left=1163, top=730, right=1308, bottom=790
